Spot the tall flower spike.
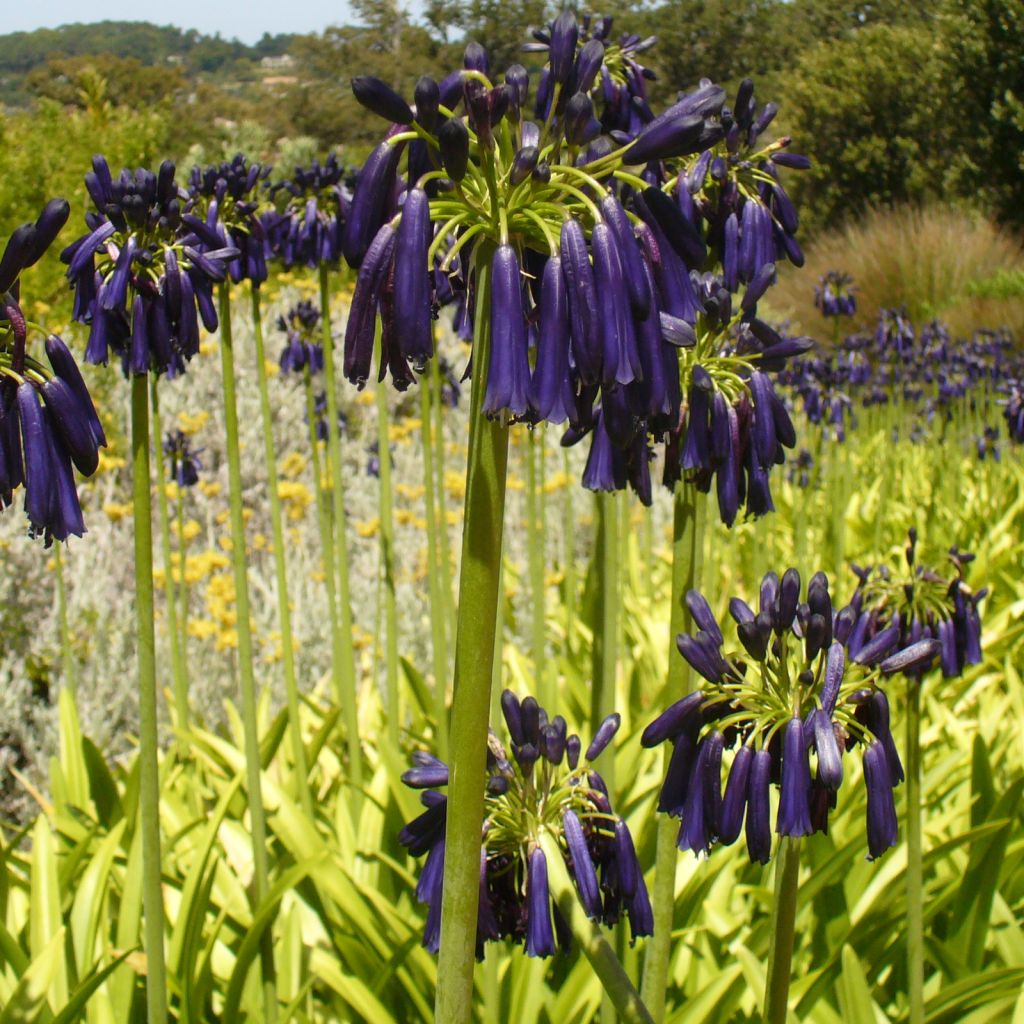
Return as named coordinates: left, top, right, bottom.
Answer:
left=645, top=568, right=927, bottom=863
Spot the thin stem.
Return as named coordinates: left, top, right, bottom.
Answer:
left=318, top=264, right=363, bottom=787
left=906, top=675, right=924, bottom=1024
left=641, top=484, right=704, bottom=1022
left=54, top=544, right=75, bottom=697
left=130, top=374, right=168, bottom=1024
left=250, top=285, right=313, bottom=817
left=763, top=836, right=802, bottom=1024
left=590, top=492, right=619, bottom=744
left=304, top=372, right=348, bottom=715
left=526, top=428, right=547, bottom=707
left=217, top=282, right=277, bottom=1021
left=420, top=369, right=449, bottom=758
left=149, top=379, right=188, bottom=728
left=539, top=831, right=655, bottom=1024
left=435, top=245, right=509, bottom=1024
left=375, top=330, right=401, bottom=751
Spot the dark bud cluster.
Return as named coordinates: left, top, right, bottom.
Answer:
left=814, top=271, right=856, bottom=319
left=398, top=690, right=652, bottom=958
left=63, top=156, right=239, bottom=378
left=644, top=569, right=938, bottom=862
left=187, top=155, right=271, bottom=285
left=163, top=429, right=203, bottom=488
left=277, top=300, right=324, bottom=375
left=2, top=207, right=105, bottom=544
left=267, top=153, right=352, bottom=269
left=849, top=531, right=985, bottom=680
left=1001, top=379, right=1024, bottom=443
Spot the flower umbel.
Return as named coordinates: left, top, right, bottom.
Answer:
left=398, top=690, right=652, bottom=957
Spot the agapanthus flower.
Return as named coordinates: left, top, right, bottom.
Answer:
left=849, top=530, right=985, bottom=679
left=644, top=569, right=939, bottom=862
left=62, top=157, right=238, bottom=377
left=163, top=429, right=203, bottom=488
left=277, top=300, right=324, bottom=375
left=267, top=154, right=351, bottom=268
left=1, top=205, right=105, bottom=544
left=309, top=391, right=347, bottom=443
left=399, top=690, right=652, bottom=957
left=1001, top=380, right=1024, bottom=443
left=187, top=154, right=270, bottom=284
left=342, top=25, right=806, bottom=516
left=814, top=271, right=856, bottom=318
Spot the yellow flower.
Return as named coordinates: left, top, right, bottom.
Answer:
left=356, top=518, right=380, bottom=537
left=277, top=480, right=314, bottom=520
left=165, top=482, right=182, bottom=502
left=356, top=391, right=375, bottom=406
left=199, top=481, right=222, bottom=498
left=543, top=472, right=573, bottom=494
left=264, top=359, right=280, bottom=378
left=103, top=501, right=132, bottom=522
left=177, top=410, right=209, bottom=435
left=97, top=450, right=126, bottom=474
left=182, top=519, right=202, bottom=542
left=396, top=482, right=425, bottom=501
left=278, top=452, right=307, bottom=479
left=444, top=471, right=466, bottom=501
left=200, top=340, right=217, bottom=357
left=188, top=619, right=219, bottom=640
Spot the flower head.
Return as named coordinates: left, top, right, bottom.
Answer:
left=268, top=154, right=351, bottom=269
left=399, top=690, right=651, bottom=957
left=63, top=157, right=238, bottom=377
left=163, top=429, right=203, bottom=488
left=276, top=300, right=324, bottom=375
left=644, top=569, right=938, bottom=862
left=814, top=271, right=856, bottom=318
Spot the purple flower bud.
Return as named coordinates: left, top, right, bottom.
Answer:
left=413, top=76, right=440, bottom=129
left=548, top=11, right=579, bottom=85
left=643, top=691, right=705, bottom=748
left=0, top=223, right=35, bottom=293
left=776, top=568, right=801, bottom=632
left=564, top=809, right=601, bottom=918
left=641, top=187, right=706, bottom=267
left=771, top=152, right=811, bottom=170
left=566, top=733, right=581, bottom=770
left=821, top=642, right=845, bottom=716
left=343, top=140, right=403, bottom=268
left=776, top=718, right=813, bottom=837
left=25, top=199, right=70, bottom=268
left=560, top=218, right=602, bottom=384
left=402, top=751, right=450, bottom=788
left=719, top=745, right=753, bottom=845
left=812, top=712, right=843, bottom=790
left=742, top=262, right=776, bottom=312
left=592, top=222, right=641, bottom=386
left=686, top=590, right=723, bottom=645
left=628, top=110, right=706, bottom=164
left=393, top=189, right=434, bottom=371
left=500, top=689, right=524, bottom=745
left=880, top=639, right=941, bottom=676
left=343, top=223, right=396, bottom=387
left=40, top=378, right=99, bottom=476
left=600, top=194, right=651, bottom=319
left=679, top=731, right=723, bottom=855
left=677, top=631, right=726, bottom=683
left=586, top=712, right=621, bottom=761
left=520, top=696, right=540, bottom=745
left=575, top=39, right=604, bottom=93
left=510, top=145, right=540, bottom=185
left=863, top=742, right=898, bottom=860
left=525, top=847, right=555, bottom=957
left=485, top=244, right=531, bottom=418
left=529, top=257, right=575, bottom=425
left=44, top=335, right=105, bottom=448
left=434, top=120, right=468, bottom=187
left=745, top=749, right=772, bottom=863
left=505, top=64, right=529, bottom=106
left=658, top=733, right=695, bottom=816
left=852, top=624, right=901, bottom=666
left=352, top=76, right=414, bottom=124
left=614, top=818, right=640, bottom=898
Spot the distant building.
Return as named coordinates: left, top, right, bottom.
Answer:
left=260, top=55, right=295, bottom=71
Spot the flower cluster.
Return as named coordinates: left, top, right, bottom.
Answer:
left=1, top=204, right=106, bottom=544
left=187, top=155, right=270, bottom=285
left=399, top=690, right=651, bottom=957
left=63, top=157, right=238, bottom=377
left=340, top=20, right=810, bottom=519
left=163, top=429, right=203, bottom=488
left=277, top=300, right=324, bottom=375
left=644, top=570, right=940, bottom=862
left=814, top=271, right=856, bottom=318
left=1002, top=379, right=1024, bottom=443
left=267, top=154, right=351, bottom=268
left=849, top=530, right=985, bottom=679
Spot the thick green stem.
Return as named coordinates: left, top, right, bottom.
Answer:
left=54, top=544, right=75, bottom=697
left=130, top=375, right=168, bottom=1024
left=562, top=447, right=576, bottom=652
left=374, top=337, right=401, bottom=751
left=764, top=836, right=802, bottom=1024
left=590, top=491, right=619, bottom=748
left=526, top=427, right=548, bottom=706
left=175, top=485, right=190, bottom=696
left=430, top=351, right=457, bottom=647
left=420, top=372, right=449, bottom=758
left=539, top=831, right=655, bottom=1024
left=318, top=265, right=363, bottom=787
left=906, top=676, right=924, bottom=1024
left=251, top=285, right=313, bottom=816
left=435, top=248, right=509, bottom=1024
left=149, top=380, right=188, bottom=728
left=641, top=484, right=704, bottom=1021
left=217, top=283, right=277, bottom=1021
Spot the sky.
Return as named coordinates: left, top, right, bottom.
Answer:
left=5, top=1, right=373, bottom=45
